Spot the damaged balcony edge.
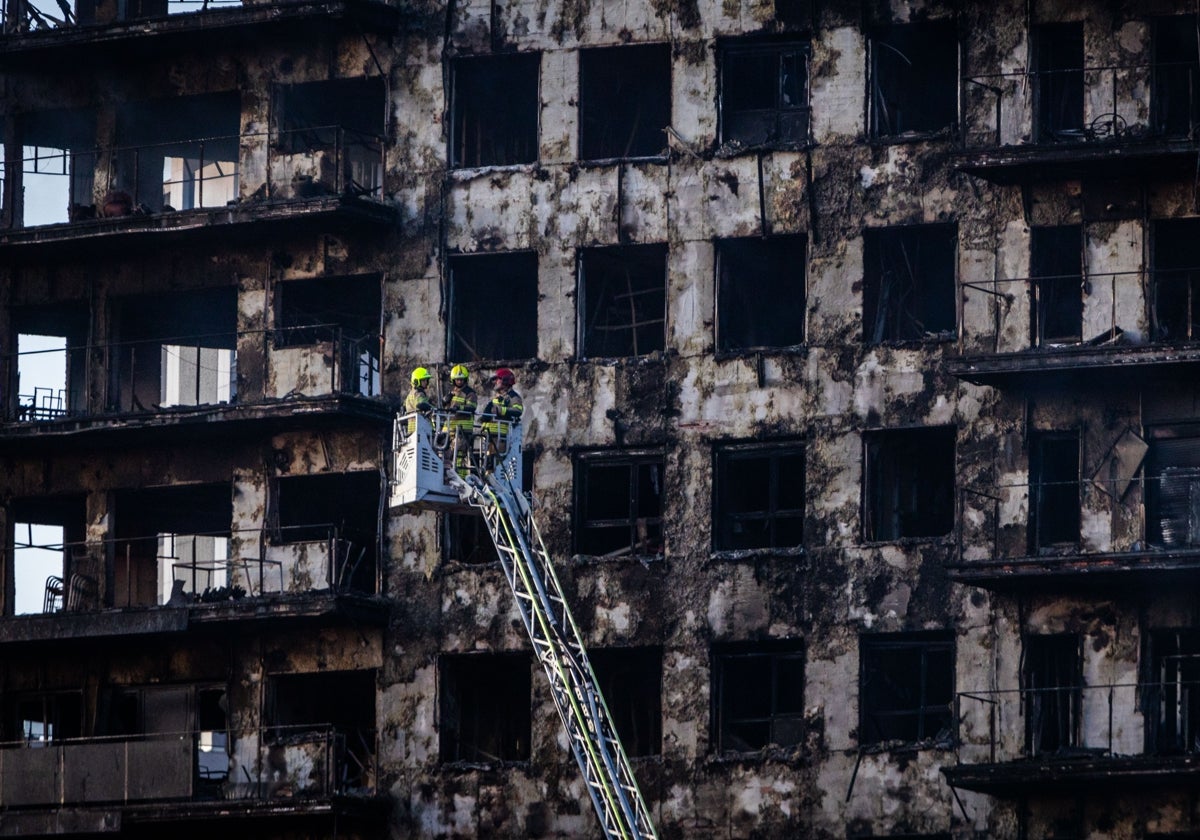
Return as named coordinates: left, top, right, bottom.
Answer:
left=954, top=138, right=1200, bottom=185
left=946, top=549, right=1200, bottom=588
left=945, top=344, right=1200, bottom=386
left=941, top=754, right=1200, bottom=795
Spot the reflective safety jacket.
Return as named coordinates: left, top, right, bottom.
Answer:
left=480, top=388, right=523, bottom=434
left=442, top=384, right=478, bottom=431
left=405, top=386, right=432, bottom=415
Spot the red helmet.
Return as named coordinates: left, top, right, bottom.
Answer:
left=493, top=368, right=516, bottom=387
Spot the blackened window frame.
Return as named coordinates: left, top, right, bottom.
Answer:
left=1145, top=628, right=1200, bottom=756
left=573, top=450, right=665, bottom=558
left=715, top=234, right=807, bottom=354
left=1030, top=224, right=1083, bottom=347
left=1028, top=429, right=1081, bottom=553
left=577, top=244, right=668, bottom=360
left=718, top=38, right=811, bottom=149
left=588, top=647, right=663, bottom=758
left=449, top=52, right=541, bottom=169
left=439, top=652, right=532, bottom=765
left=867, top=21, right=959, bottom=140
left=447, top=251, right=539, bottom=363
left=859, top=632, right=954, bottom=749
left=1152, top=15, right=1200, bottom=139
left=1152, top=219, right=1200, bottom=343
left=862, top=426, right=956, bottom=542
left=1033, top=22, right=1085, bottom=143
left=1022, top=633, right=1082, bottom=757
left=713, top=440, right=805, bottom=552
left=578, top=43, right=672, bottom=162
left=711, top=641, right=805, bottom=755
left=861, top=223, right=957, bottom=345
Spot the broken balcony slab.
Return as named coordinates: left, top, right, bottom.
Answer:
left=0, top=0, right=400, bottom=68
left=0, top=592, right=388, bottom=647
left=942, top=754, right=1200, bottom=796
left=954, top=138, right=1200, bottom=186
left=946, top=548, right=1200, bottom=592
left=0, top=196, right=398, bottom=261
left=121, top=794, right=391, bottom=830
left=945, top=343, right=1200, bottom=388
left=0, top=807, right=122, bottom=836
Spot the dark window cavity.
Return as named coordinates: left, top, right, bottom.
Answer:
left=275, top=275, right=382, bottom=396
left=862, top=224, right=956, bottom=344
left=448, top=252, right=538, bottom=362
left=10, top=691, right=83, bottom=743
left=1147, top=629, right=1200, bottom=755
left=574, top=452, right=664, bottom=558
left=266, top=670, right=376, bottom=785
left=1153, top=219, right=1200, bottom=343
left=272, top=471, right=379, bottom=592
left=1153, top=16, right=1200, bottom=138
left=716, top=235, right=806, bottom=352
left=1023, top=634, right=1081, bottom=757
left=720, top=40, right=809, bottom=147
left=1031, top=225, right=1082, bottom=345
left=11, top=303, right=87, bottom=422
left=579, top=44, right=671, bottom=160
left=712, top=642, right=804, bottom=753
left=579, top=244, right=667, bottom=359
left=1145, top=426, right=1200, bottom=549
left=1034, top=22, right=1084, bottom=142
left=16, top=107, right=97, bottom=227
left=451, top=54, right=540, bottom=168
left=1029, top=430, right=1080, bottom=552
left=714, top=442, right=805, bottom=551
left=863, top=426, right=955, bottom=542
left=869, top=22, right=958, bottom=138
left=589, top=648, right=662, bottom=757
left=859, top=633, right=954, bottom=747
left=444, top=453, right=532, bottom=565
left=9, top=496, right=86, bottom=617
left=439, top=653, right=531, bottom=763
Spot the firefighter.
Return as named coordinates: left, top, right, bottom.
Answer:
left=442, top=364, right=478, bottom=475
left=403, top=367, right=434, bottom=433
left=480, top=367, right=523, bottom=441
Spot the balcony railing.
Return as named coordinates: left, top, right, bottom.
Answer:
left=961, top=61, right=1199, bottom=150
left=7, top=126, right=385, bottom=230
left=0, top=724, right=376, bottom=809
left=958, top=268, right=1200, bottom=357
left=952, top=681, right=1200, bottom=768
left=1, top=0, right=242, bottom=33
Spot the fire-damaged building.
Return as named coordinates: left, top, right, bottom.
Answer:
left=2, top=0, right=1200, bottom=835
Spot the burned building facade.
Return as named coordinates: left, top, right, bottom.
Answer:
left=1, top=0, right=1200, bottom=836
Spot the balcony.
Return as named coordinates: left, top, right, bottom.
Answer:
left=948, top=269, right=1200, bottom=387
left=0, top=725, right=384, bottom=830
left=1, top=324, right=388, bottom=448
left=0, top=0, right=400, bottom=67
left=1, top=127, right=393, bottom=258
left=944, top=682, right=1200, bottom=795
left=957, top=58, right=1200, bottom=184
left=951, top=465, right=1200, bottom=590
left=0, top=525, right=385, bottom=646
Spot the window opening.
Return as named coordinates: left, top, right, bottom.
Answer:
left=863, top=224, right=956, bottom=344
left=712, top=642, right=804, bottom=753
left=863, top=426, right=955, bottom=541
left=12, top=692, right=83, bottom=744
left=574, top=452, right=664, bottom=557
left=267, top=670, right=376, bottom=789
left=859, top=632, right=954, bottom=747
left=195, top=686, right=229, bottom=784
left=579, top=244, right=667, bottom=359
left=1029, top=431, right=1080, bottom=552
left=1022, top=634, right=1081, bottom=756
left=275, top=275, right=382, bottom=396
left=716, top=235, right=806, bottom=352
left=439, top=653, right=530, bottom=763
left=448, top=252, right=538, bottom=361
left=444, top=451, right=532, bottom=564
left=1144, top=426, right=1200, bottom=549
left=16, top=334, right=67, bottom=421
left=1031, top=225, right=1083, bottom=345
left=18, top=108, right=96, bottom=227
left=588, top=648, right=662, bottom=757
left=579, top=44, right=671, bottom=160
left=714, top=442, right=804, bottom=551
left=869, top=22, right=957, bottom=138
left=273, top=471, right=379, bottom=592
left=1034, top=22, right=1085, bottom=142
left=451, top=53, right=540, bottom=168
left=1147, top=629, right=1200, bottom=755
left=720, top=40, right=809, bottom=147
left=10, top=495, right=86, bottom=617
left=1153, top=219, right=1200, bottom=342
left=1153, top=16, right=1199, bottom=138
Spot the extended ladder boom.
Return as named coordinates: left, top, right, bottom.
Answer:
left=447, top=467, right=658, bottom=840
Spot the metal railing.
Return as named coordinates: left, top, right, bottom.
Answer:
left=956, top=471, right=1200, bottom=569
left=7, top=126, right=385, bottom=228
left=958, top=267, right=1200, bottom=355
left=6, top=324, right=383, bottom=423
left=0, top=724, right=376, bottom=808
left=962, top=60, right=1199, bottom=149
left=953, top=681, right=1200, bottom=766
left=3, top=0, right=255, bottom=35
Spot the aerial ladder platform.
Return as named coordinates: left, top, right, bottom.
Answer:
left=390, top=411, right=658, bottom=840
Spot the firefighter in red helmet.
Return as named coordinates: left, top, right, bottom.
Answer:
left=480, top=367, right=523, bottom=437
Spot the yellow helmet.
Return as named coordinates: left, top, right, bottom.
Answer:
left=450, top=364, right=470, bottom=381
left=411, top=366, right=431, bottom=386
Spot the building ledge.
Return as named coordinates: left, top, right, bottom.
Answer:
left=945, top=342, right=1200, bottom=387
left=0, top=591, right=388, bottom=646
left=942, top=753, right=1200, bottom=795
left=0, top=196, right=398, bottom=260
left=947, top=548, right=1200, bottom=591
left=0, top=0, right=400, bottom=66
left=0, top=394, right=395, bottom=450
left=954, top=137, right=1200, bottom=185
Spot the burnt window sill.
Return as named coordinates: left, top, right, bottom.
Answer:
left=447, top=161, right=540, bottom=179
left=439, top=759, right=532, bottom=773
left=856, top=737, right=954, bottom=756
left=867, top=127, right=959, bottom=147
left=710, top=546, right=805, bottom=562
left=714, top=344, right=807, bottom=362
left=714, top=140, right=813, bottom=159
left=577, top=154, right=669, bottom=168
left=863, top=334, right=955, bottom=349
left=570, top=552, right=664, bottom=566
left=858, top=534, right=954, bottom=549
left=707, top=746, right=807, bottom=767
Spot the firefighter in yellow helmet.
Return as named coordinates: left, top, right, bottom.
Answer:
left=442, top=364, right=478, bottom=475
left=403, top=367, right=433, bottom=434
